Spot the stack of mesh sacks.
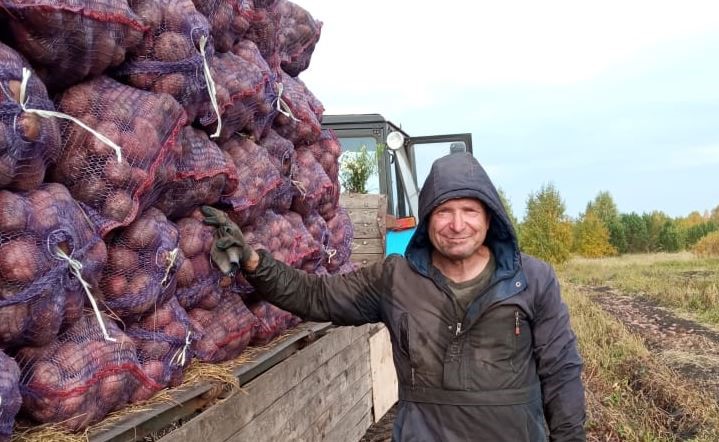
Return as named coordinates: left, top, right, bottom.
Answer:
left=0, top=0, right=354, bottom=435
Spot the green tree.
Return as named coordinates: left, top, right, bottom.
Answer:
left=710, top=205, right=719, bottom=224
left=685, top=221, right=719, bottom=246
left=643, top=211, right=671, bottom=252
left=621, top=212, right=650, bottom=253
left=572, top=211, right=617, bottom=258
left=658, top=219, right=684, bottom=252
left=519, top=183, right=573, bottom=265
left=585, top=191, right=627, bottom=253
left=497, top=187, right=520, bottom=237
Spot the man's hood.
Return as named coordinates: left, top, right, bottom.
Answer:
left=404, top=152, right=520, bottom=277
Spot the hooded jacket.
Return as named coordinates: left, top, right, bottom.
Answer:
left=246, top=153, right=586, bottom=441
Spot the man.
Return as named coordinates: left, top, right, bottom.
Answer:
left=202, top=152, right=586, bottom=441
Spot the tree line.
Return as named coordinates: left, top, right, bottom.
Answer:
left=499, top=184, right=719, bottom=265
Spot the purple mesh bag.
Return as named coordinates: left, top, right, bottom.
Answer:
left=114, top=0, right=218, bottom=125
left=231, top=39, right=278, bottom=138
left=248, top=300, right=301, bottom=346
left=272, top=72, right=324, bottom=146
left=125, top=296, right=194, bottom=402
left=0, top=43, right=61, bottom=192
left=0, top=183, right=107, bottom=348
left=190, top=0, right=253, bottom=53
left=16, top=314, right=152, bottom=432
left=99, top=207, right=183, bottom=321
left=52, top=76, right=187, bottom=236
left=303, top=210, right=330, bottom=263
left=260, top=128, right=295, bottom=177
left=326, top=207, right=354, bottom=272
left=276, top=0, right=323, bottom=77
left=312, top=129, right=342, bottom=184
left=220, top=136, right=283, bottom=226
left=0, top=351, right=21, bottom=442
left=290, top=147, right=335, bottom=219
left=243, top=209, right=317, bottom=268
left=284, top=211, right=322, bottom=272
left=154, top=127, right=239, bottom=220
left=0, top=0, right=146, bottom=91
left=204, top=51, right=272, bottom=141
left=174, top=209, right=224, bottom=310
left=188, top=292, right=257, bottom=363
left=243, top=2, right=282, bottom=73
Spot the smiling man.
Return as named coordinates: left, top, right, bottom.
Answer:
left=203, top=152, right=586, bottom=442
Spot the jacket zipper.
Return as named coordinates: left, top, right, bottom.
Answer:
left=514, top=310, right=520, bottom=336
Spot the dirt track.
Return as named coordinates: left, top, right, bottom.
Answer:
left=588, top=285, right=719, bottom=400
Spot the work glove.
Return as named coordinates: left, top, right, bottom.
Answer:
left=201, top=206, right=254, bottom=275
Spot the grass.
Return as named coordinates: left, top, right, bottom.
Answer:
left=560, top=252, right=719, bottom=325
left=562, top=280, right=719, bottom=441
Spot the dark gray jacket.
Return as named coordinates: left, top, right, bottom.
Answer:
left=246, top=153, right=585, bottom=441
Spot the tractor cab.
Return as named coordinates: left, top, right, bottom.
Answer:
left=321, top=114, right=473, bottom=255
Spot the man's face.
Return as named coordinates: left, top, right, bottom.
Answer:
left=428, top=198, right=491, bottom=260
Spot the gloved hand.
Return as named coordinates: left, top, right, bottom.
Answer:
left=201, top=206, right=254, bottom=275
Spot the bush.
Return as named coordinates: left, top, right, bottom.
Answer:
left=692, top=231, right=719, bottom=257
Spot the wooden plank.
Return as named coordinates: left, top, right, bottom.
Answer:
left=90, top=322, right=332, bottom=442
left=352, top=238, right=384, bottom=255
left=346, top=208, right=383, bottom=226
left=351, top=253, right=384, bottom=267
left=369, top=325, right=398, bottom=422
left=340, top=193, right=385, bottom=209
left=321, top=390, right=374, bottom=442
left=352, top=222, right=382, bottom=240
left=228, top=340, right=370, bottom=441
left=300, top=368, right=373, bottom=441
left=161, top=325, right=371, bottom=442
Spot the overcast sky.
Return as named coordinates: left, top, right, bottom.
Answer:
left=296, top=0, right=719, bottom=220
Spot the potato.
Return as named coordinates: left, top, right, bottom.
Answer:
left=153, top=32, right=194, bottom=62
left=104, top=159, right=132, bottom=186
left=153, top=73, right=186, bottom=98
left=103, top=274, right=128, bottom=299
left=164, top=321, right=187, bottom=339
left=124, top=214, right=160, bottom=249
left=0, top=190, right=28, bottom=231
left=129, top=273, right=151, bottom=295
left=107, top=246, right=139, bottom=272
left=176, top=258, right=195, bottom=287
left=98, top=373, right=125, bottom=404
left=72, top=175, right=108, bottom=206
left=0, top=303, right=28, bottom=343
left=190, top=255, right=210, bottom=278
left=102, top=190, right=134, bottom=222
left=0, top=237, right=40, bottom=283
left=178, top=220, right=204, bottom=257
left=17, top=112, right=41, bottom=142
left=6, top=79, right=22, bottom=102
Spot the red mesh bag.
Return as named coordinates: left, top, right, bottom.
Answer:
left=243, top=209, right=318, bottom=268
left=0, top=43, right=61, bottom=192
left=284, top=211, right=322, bottom=272
left=312, top=129, right=342, bottom=183
left=248, top=301, right=301, bottom=346
left=125, top=296, right=194, bottom=402
left=188, top=292, right=257, bottom=363
left=99, top=207, right=183, bottom=322
left=326, top=208, right=354, bottom=272
left=0, top=0, right=146, bottom=91
left=230, top=39, right=278, bottom=137
left=220, top=136, right=283, bottom=226
left=174, top=210, right=224, bottom=310
left=154, top=127, right=238, bottom=219
left=243, top=2, right=281, bottom=73
left=114, top=0, right=218, bottom=125
left=290, top=148, right=335, bottom=219
left=0, top=184, right=107, bottom=348
left=272, top=72, right=324, bottom=146
left=51, top=76, right=187, bottom=236
left=0, top=351, right=21, bottom=442
left=276, top=0, right=322, bottom=77
left=205, top=51, right=273, bottom=141
left=190, top=0, right=253, bottom=53
left=16, top=314, right=152, bottom=431
left=303, top=210, right=330, bottom=259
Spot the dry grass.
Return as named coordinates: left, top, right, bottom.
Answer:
left=563, top=281, right=719, bottom=441
left=560, top=253, right=719, bottom=324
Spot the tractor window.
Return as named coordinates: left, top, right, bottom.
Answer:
left=336, top=136, right=381, bottom=194
left=411, top=142, right=463, bottom=189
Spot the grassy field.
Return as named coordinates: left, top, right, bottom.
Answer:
left=559, top=252, right=719, bottom=441
left=561, top=252, right=719, bottom=324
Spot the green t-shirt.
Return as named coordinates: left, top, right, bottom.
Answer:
left=447, top=252, right=496, bottom=315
